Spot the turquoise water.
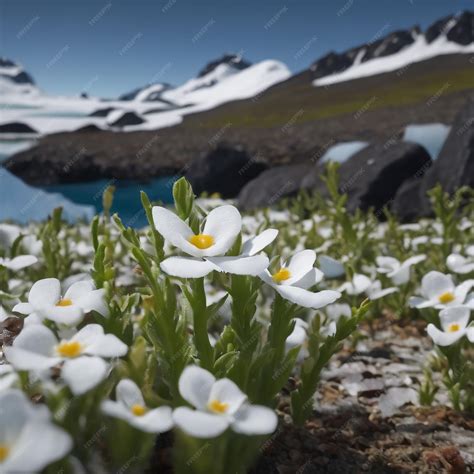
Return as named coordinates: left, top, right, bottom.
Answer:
left=41, top=178, right=178, bottom=227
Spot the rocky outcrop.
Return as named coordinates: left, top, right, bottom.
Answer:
left=107, top=111, right=145, bottom=127
left=186, top=145, right=268, bottom=198
left=425, top=11, right=473, bottom=45
left=89, top=107, right=116, bottom=117
left=303, top=142, right=432, bottom=215
left=197, top=54, right=251, bottom=77
left=238, top=164, right=312, bottom=209
left=392, top=99, right=474, bottom=221
left=0, top=122, right=38, bottom=134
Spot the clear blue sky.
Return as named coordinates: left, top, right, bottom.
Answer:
left=0, top=0, right=472, bottom=98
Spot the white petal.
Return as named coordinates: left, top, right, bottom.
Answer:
left=116, top=379, right=144, bottom=408
left=42, top=305, right=84, bottom=326
left=12, top=302, right=34, bottom=315
left=402, top=254, right=426, bottom=268
left=291, top=268, right=324, bottom=289
left=454, top=280, right=474, bottom=304
left=101, top=399, right=131, bottom=422
left=427, top=324, right=466, bottom=346
left=319, top=255, right=345, bottom=279
left=4, top=347, right=60, bottom=372
left=439, top=306, right=470, bottom=332
left=133, top=406, right=173, bottom=433
left=231, top=404, right=277, bottom=435
left=28, top=278, right=61, bottom=307
left=447, top=254, right=474, bottom=274
left=408, top=296, right=436, bottom=308
left=82, top=333, right=128, bottom=358
left=2, top=255, right=37, bottom=271
left=208, top=378, right=247, bottom=415
left=64, top=280, right=95, bottom=300
left=75, top=289, right=108, bottom=317
left=285, top=250, right=316, bottom=283
left=467, top=327, right=474, bottom=342
left=12, top=324, right=57, bottom=356
left=62, top=356, right=108, bottom=395
left=375, top=256, right=399, bottom=273
left=285, top=319, right=307, bottom=348
left=421, top=271, right=454, bottom=299
left=178, top=365, right=215, bottom=410
left=201, top=205, right=242, bottom=257
left=241, top=229, right=278, bottom=256
left=206, top=254, right=269, bottom=276
left=173, top=406, right=229, bottom=438
left=161, top=256, right=218, bottom=278
left=71, top=323, right=104, bottom=345
left=5, top=418, right=72, bottom=472
left=388, top=266, right=410, bottom=286
left=276, top=286, right=341, bottom=309
left=152, top=206, right=197, bottom=255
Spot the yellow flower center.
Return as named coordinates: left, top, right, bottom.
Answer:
left=0, top=445, right=9, bottom=463
left=131, top=404, right=147, bottom=417
left=57, top=341, right=82, bottom=358
left=188, top=234, right=214, bottom=250
left=208, top=399, right=229, bottom=414
left=448, top=323, right=460, bottom=333
left=272, top=268, right=291, bottom=283
left=438, top=292, right=455, bottom=304
left=56, top=298, right=73, bottom=307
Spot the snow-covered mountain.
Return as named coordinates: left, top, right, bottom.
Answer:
left=118, top=53, right=289, bottom=108
left=312, top=11, right=474, bottom=86
left=0, top=58, right=39, bottom=96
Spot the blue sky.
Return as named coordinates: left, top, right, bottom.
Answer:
left=0, top=0, right=472, bottom=98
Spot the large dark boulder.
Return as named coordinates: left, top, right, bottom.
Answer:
left=238, top=163, right=312, bottom=209
left=89, top=107, right=116, bottom=117
left=303, top=141, right=432, bottom=215
left=423, top=99, right=474, bottom=193
left=0, top=122, right=38, bottom=134
left=393, top=99, right=474, bottom=220
left=107, top=111, right=145, bottom=127
left=186, top=145, right=268, bottom=198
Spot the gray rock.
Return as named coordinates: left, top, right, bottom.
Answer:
left=186, top=145, right=268, bottom=198
left=238, top=163, right=312, bottom=209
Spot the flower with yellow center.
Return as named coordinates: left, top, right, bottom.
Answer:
left=427, top=306, right=470, bottom=347
left=0, top=444, right=9, bottom=463
left=56, top=298, right=73, bottom=307
left=438, top=292, right=455, bottom=304
left=188, top=234, right=214, bottom=250
left=448, top=323, right=460, bottom=333
left=208, top=399, right=229, bottom=414
left=56, top=341, right=82, bottom=358
left=272, top=267, right=291, bottom=283
left=131, top=404, right=147, bottom=417
left=101, top=379, right=173, bottom=433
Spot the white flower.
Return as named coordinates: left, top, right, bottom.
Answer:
left=338, top=274, right=372, bottom=295
left=446, top=253, right=474, bottom=275
left=365, top=280, right=398, bottom=300
left=0, top=224, right=20, bottom=248
left=0, top=365, right=19, bottom=392
left=173, top=366, right=277, bottom=438
left=376, top=255, right=426, bottom=285
left=0, top=389, right=72, bottom=472
left=0, top=255, right=37, bottom=271
left=319, top=255, right=345, bottom=279
left=426, top=306, right=471, bottom=346
left=259, top=250, right=341, bottom=309
left=4, top=324, right=127, bottom=395
left=325, top=303, right=352, bottom=321
left=285, top=318, right=308, bottom=350
left=153, top=205, right=273, bottom=278
left=101, top=379, right=173, bottom=433
left=13, top=278, right=108, bottom=326
left=409, top=271, right=474, bottom=309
